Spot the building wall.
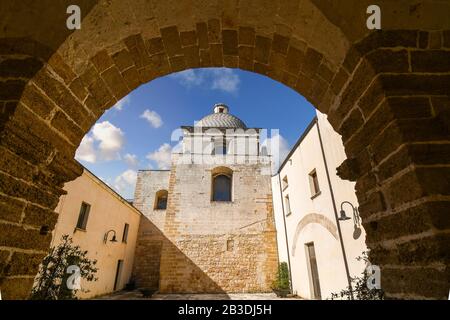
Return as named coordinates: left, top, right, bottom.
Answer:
left=132, top=170, right=170, bottom=290
left=133, top=154, right=279, bottom=293
left=50, top=169, right=141, bottom=299
left=133, top=170, right=170, bottom=230
left=272, top=111, right=367, bottom=299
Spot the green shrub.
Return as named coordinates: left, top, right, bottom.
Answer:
left=272, top=262, right=290, bottom=291
left=330, top=252, right=384, bottom=300
left=30, top=235, right=98, bottom=300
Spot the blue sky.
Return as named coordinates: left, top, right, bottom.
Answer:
left=75, top=68, right=316, bottom=199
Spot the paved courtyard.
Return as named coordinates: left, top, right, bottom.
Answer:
left=96, top=290, right=302, bottom=300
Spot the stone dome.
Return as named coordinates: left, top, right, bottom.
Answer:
left=195, top=103, right=247, bottom=129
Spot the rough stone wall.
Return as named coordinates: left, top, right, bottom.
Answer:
left=132, top=218, right=164, bottom=290
left=131, top=169, right=169, bottom=289
left=133, top=170, right=170, bottom=230
left=162, top=231, right=278, bottom=293
left=134, top=154, right=278, bottom=293
left=330, top=31, right=450, bottom=300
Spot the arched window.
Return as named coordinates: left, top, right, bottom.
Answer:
left=211, top=167, right=233, bottom=202
left=212, top=175, right=232, bottom=201
left=154, top=190, right=168, bottom=210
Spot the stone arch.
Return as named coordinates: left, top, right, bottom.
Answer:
left=211, top=166, right=233, bottom=177
left=291, top=213, right=338, bottom=257
left=0, top=0, right=449, bottom=299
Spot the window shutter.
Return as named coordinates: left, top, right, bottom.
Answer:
left=81, top=203, right=91, bottom=230
left=122, top=223, right=129, bottom=243
left=76, top=208, right=85, bottom=229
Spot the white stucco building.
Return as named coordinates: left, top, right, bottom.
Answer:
left=272, top=111, right=368, bottom=299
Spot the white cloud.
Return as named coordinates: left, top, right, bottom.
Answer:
left=113, top=169, right=137, bottom=196
left=170, top=68, right=241, bottom=94
left=140, top=109, right=163, bottom=128
left=75, top=136, right=96, bottom=163
left=112, top=96, right=130, bottom=111
left=146, top=143, right=172, bottom=169
left=261, top=133, right=290, bottom=174
left=92, top=121, right=125, bottom=160
left=124, top=153, right=139, bottom=168
left=116, top=169, right=137, bottom=186
left=210, top=68, right=240, bottom=93
left=170, top=69, right=204, bottom=87
left=75, top=121, right=125, bottom=163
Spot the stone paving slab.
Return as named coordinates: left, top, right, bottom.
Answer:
left=95, top=290, right=302, bottom=300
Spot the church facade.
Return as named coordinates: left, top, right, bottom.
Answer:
left=132, top=104, right=279, bottom=293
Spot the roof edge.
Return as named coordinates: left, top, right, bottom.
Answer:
left=277, top=116, right=318, bottom=174
left=75, top=161, right=143, bottom=217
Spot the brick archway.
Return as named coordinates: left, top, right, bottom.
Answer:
left=0, top=0, right=449, bottom=299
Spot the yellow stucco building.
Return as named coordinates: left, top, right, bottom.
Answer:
left=49, top=166, right=141, bottom=299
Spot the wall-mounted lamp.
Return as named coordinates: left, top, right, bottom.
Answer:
left=338, top=209, right=351, bottom=221
left=338, top=201, right=362, bottom=239
left=338, top=201, right=360, bottom=224
left=103, top=229, right=117, bottom=244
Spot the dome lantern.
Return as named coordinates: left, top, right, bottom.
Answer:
left=195, top=103, right=247, bottom=129
left=213, top=103, right=229, bottom=114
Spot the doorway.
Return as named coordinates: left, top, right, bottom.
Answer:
left=305, top=242, right=321, bottom=299
left=113, top=260, right=124, bottom=291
